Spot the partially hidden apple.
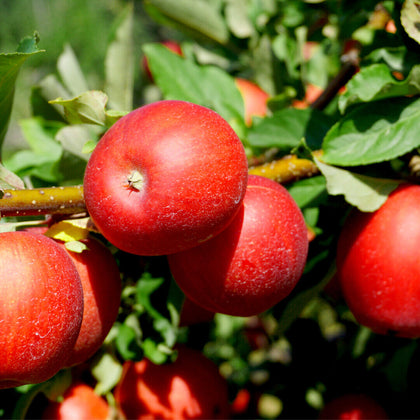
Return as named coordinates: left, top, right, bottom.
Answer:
left=235, top=78, right=270, bottom=126
left=62, top=236, right=122, bottom=367
left=83, top=100, right=248, bottom=256
left=114, top=345, right=230, bottom=419
left=319, top=394, right=388, bottom=420
left=0, top=231, right=84, bottom=389
left=42, top=382, right=110, bottom=420
left=167, top=175, right=309, bottom=317
left=336, top=183, right=420, bottom=338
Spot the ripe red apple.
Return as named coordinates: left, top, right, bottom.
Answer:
left=336, top=183, right=420, bottom=338
left=0, top=231, right=83, bottom=389
left=143, top=40, right=183, bottom=81
left=42, top=382, right=110, bottom=420
left=114, top=345, right=230, bottom=419
left=83, top=100, right=248, bottom=256
left=167, top=175, right=309, bottom=317
left=235, top=78, right=269, bottom=126
left=319, top=394, right=388, bottom=419
left=62, top=236, right=122, bottom=367
left=179, top=296, right=214, bottom=327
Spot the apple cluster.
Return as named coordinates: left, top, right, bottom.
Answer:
left=0, top=99, right=309, bottom=391
left=83, top=99, right=309, bottom=317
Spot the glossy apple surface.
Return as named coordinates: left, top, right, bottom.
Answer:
left=114, top=345, right=230, bottom=419
left=167, top=175, right=309, bottom=317
left=235, top=78, right=269, bottom=126
left=42, top=382, right=110, bottom=420
left=0, top=231, right=83, bottom=389
left=83, top=100, right=248, bottom=256
left=62, top=237, right=122, bottom=367
left=319, top=394, right=388, bottom=419
left=336, top=183, right=420, bottom=337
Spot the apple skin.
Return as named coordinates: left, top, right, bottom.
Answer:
left=167, top=175, right=309, bottom=317
left=62, top=237, right=122, bottom=367
left=143, top=40, right=183, bottom=81
left=42, top=382, right=110, bottom=420
left=235, top=78, right=269, bottom=126
left=179, top=296, right=214, bottom=327
left=0, top=231, right=84, bottom=389
left=83, top=100, right=248, bottom=256
left=319, top=394, right=388, bottom=420
left=114, top=345, right=230, bottom=419
left=336, top=183, right=420, bottom=338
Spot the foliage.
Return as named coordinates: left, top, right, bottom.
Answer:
left=0, top=0, right=420, bottom=418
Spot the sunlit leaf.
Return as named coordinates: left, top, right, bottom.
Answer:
left=401, top=0, right=420, bottom=44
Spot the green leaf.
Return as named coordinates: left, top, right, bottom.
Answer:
left=0, top=163, right=25, bottom=191
left=225, top=0, right=256, bottom=38
left=91, top=351, right=124, bottom=395
left=247, top=107, right=333, bottom=150
left=50, top=91, right=108, bottom=125
left=105, top=3, right=134, bottom=111
left=365, top=47, right=420, bottom=74
left=136, top=272, right=166, bottom=321
left=143, top=43, right=245, bottom=128
left=3, top=118, right=64, bottom=182
left=0, top=33, right=44, bottom=148
left=115, top=323, right=143, bottom=361
left=322, top=97, right=420, bottom=166
left=401, top=0, right=420, bottom=45
left=145, top=0, right=229, bottom=44
left=339, top=64, right=420, bottom=113
left=56, top=44, right=89, bottom=97
left=315, top=158, right=402, bottom=212
left=287, top=176, right=327, bottom=209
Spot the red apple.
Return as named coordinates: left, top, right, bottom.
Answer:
left=83, top=100, right=248, bottom=256
left=62, top=236, right=122, bottom=367
left=167, top=175, right=309, bottom=317
left=0, top=231, right=83, bottom=389
left=143, top=40, right=183, bottom=81
left=114, top=345, right=230, bottom=419
left=336, top=183, right=420, bottom=337
left=235, top=78, right=269, bottom=126
left=42, top=382, right=110, bottom=420
left=319, top=394, right=388, bottom=419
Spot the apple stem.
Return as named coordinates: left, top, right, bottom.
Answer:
left=0, top=185, right=86, bottom=218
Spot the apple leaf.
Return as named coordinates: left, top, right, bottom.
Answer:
left=144, top=0, right=229, bottom=45
left=57, top=44, right=89, bottom=98
left=315, top=158, right=402, bottom=212
left=401, top=0, right=420, bottom=45
left=45, top=219, right=90, bottom=244
left=247, top=108, right=334, bottom=151
left=143, top=43, right=245, bottom=128
left=338, top=63, right=420, bottom=113
left=287, top=176, right=328, bottom=209
left=322, top=97, right=420, bottom=166
left=92, top=351, right=124, bottom=395
left=225, top=0, right=256, bottom=39
left=0, top=163, right=25, bottom=192
left=0, top=33, right=44, bottom=148
left=105, top=3, right=134, bottom=111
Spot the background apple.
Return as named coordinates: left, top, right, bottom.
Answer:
left=167, top=174, right=309, bottom=317
left=235, top=78, right=269, bottom=126
left=114, top=345, right=230, bottom=419
left=83, top=99, right=248, bottom=256
left=319, top=394, right=388, bottom=419
left=42, top=382, right=110, bottom=420
left=336, top=183, right=420, bottom=338
left=0, top=231, right=83, bottom=389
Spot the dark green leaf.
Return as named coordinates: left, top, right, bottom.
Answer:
left=322, top=97, right=420, bottom=166
left=136, top=272, right=166, bottom=320
left=143, top=43, right=245, bottom=128
left=247, top=107, right=333, bottom=150
left=115, top=324, right=143, bottom=361
left=339, top=64, right=420, bottom=112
